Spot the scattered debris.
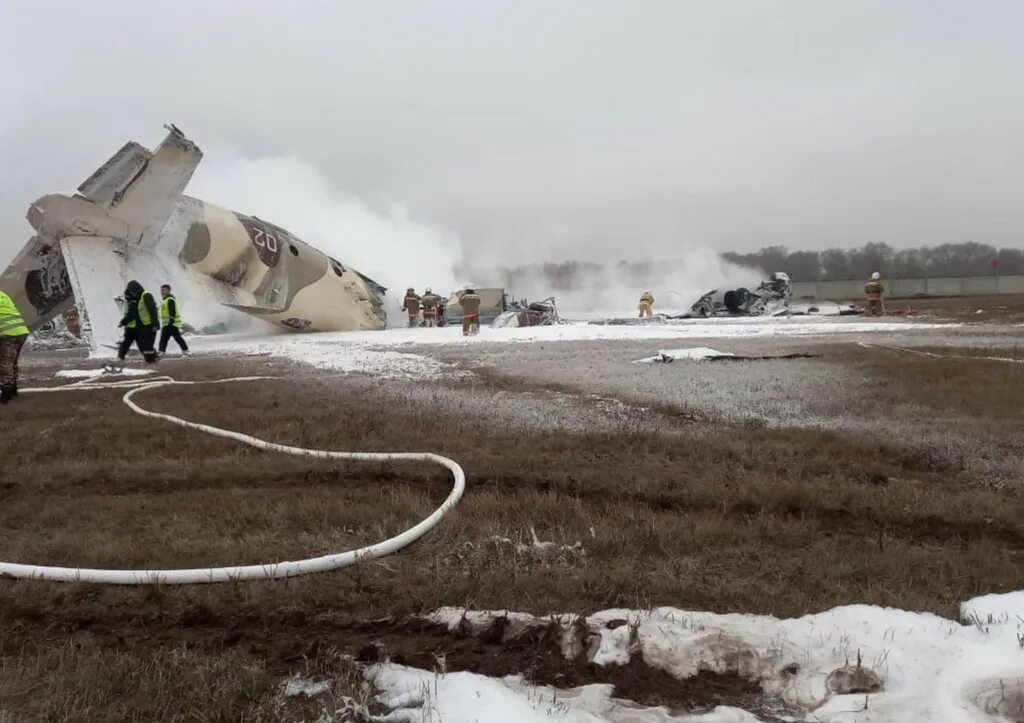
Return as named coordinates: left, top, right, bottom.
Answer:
left=634, top=347, right=735, bottom=363
left=283, top=674, right=331, bottom=699
left=55, top=368, right=154, bottom=379
left=682, top=272, right=794, bottom=318
left=705, top=353, right=819, bottom=362
left=492, top=297, right=561, bottom=328
left=449, top=529, right=586, bottom=570
left=633, top=348, right=819, bottom=363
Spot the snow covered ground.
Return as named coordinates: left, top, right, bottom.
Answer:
left=234, top=316, right=951, bottom=348
left=183, top=317, right=952, bottom=378
left=364, top=604, right=1024, bottom=722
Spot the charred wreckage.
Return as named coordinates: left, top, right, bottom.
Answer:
left=680, top=272, right=859, bottom=318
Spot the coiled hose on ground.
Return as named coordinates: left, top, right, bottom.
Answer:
left=11, top=373, right=466, bottom=585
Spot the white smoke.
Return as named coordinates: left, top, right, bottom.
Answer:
left=188, top=153, right=462, bottom=326
left=187, top=151, right=761, bottom=324
left=465, top=250, right=760, bottom=318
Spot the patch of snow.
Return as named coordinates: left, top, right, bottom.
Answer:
left=191, top=318, right=954, bottom=379
left=55, top=368, right=153, bottom=378
left=202, top=317, right=954, bottom=351
left=208, top=338, right=463, bottom=380
left=368, top=603, right=1024, bottom=722
left=961, top=591, right=1024, bottom=626
left=633, top=347, right=734, bottom=363
left=369, top=665, right=769, bottom=722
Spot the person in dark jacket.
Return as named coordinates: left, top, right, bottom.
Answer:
left=117, top=280, right=160, bottom=363
left=158, top=284, right=189, bottom=356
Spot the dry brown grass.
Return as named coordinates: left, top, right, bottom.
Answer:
left=1, top=345, right=1023, bottom=718
left=897, top=292, right=1024, bottom=323
left=0, top=644, right=372, bottom=722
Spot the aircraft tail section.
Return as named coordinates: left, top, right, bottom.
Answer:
left=74, top=124, right=202, bottom=244
left=77, top=141, right=153, bottom=208
left=61, top=236, right=190, bottom=356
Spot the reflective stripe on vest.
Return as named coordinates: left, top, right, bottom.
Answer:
left=0, top=292, right=29, bottom=337
left=161, top=295, right=182, bottom=327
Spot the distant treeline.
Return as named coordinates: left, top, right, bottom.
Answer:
left=722, top=242, right=1024, bottom=281
left=483, top=242, right=1024, bottom=293
left=488, top=259, right=691, bottom=291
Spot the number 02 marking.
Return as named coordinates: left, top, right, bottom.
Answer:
left=252, top=228, right=279, bottom=253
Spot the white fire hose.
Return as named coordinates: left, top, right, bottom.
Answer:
left=12, top=374, right=466, bottom=585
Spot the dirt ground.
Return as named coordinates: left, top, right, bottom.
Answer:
left=1, top=327, right=1023, bottom=720
left=886, top=292, right=1024, bottom=323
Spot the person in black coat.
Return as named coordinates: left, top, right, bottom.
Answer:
left=117, top=280, right=160, bottom=363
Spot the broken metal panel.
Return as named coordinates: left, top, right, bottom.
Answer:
left=0, top=235, right=74, bottom=331
left=60, top=236, right=126, bottom=353
left=492, top=297, right=560, bottom=328
left=77, top=141, right=152, bottom=208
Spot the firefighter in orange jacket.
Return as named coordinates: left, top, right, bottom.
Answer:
left=865, top=273, right=885, bottom=316
left=458, top=288, right=482, bottom=336
left=421, top=288, right=442, bottom=328
left=638, top=291, right=655, bottom=318
left=401, top=288, right=422, bottom=328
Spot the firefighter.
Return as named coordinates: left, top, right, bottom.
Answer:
left=117, top=280, right=160, bottom=363
left=865, top=272, right=885, bottom=316
left=401, top=287, right=422, bottom=328
left=158, top=284, right=190, bottom=356
left=638, top=291, right=655, bottom=318
left=0, top=290, right=30, bottom=404
left=458, top=288, right=482, bottom=336
left=421, top=288, right=442, bottom=328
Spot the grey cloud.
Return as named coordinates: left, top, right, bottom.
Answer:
left=2, top=0, right=1023, bottom=270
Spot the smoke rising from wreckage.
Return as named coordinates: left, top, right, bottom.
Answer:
left=0, top=125, right=389, bottom=356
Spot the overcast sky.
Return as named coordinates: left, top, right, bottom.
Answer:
left=3, top=0, right=1024, bottom=269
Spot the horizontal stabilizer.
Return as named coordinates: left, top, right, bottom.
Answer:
left=76, top=141, right=153, bottom=208
left=0, top=236, right=75, bottom=331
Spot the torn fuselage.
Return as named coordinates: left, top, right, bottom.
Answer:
left=685, top=272, right=793, bottom=318
left=0, top=125, right=387, bottom=354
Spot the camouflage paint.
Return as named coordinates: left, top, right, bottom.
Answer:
left=0, top=126, right=387, bottom=339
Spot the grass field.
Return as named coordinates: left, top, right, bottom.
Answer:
left=2, top=330, right=1023, bottom=720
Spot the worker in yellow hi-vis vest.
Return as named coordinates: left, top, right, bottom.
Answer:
left=117, top=280, right=160, bottom=363
left=0, top=290, right=30, bottom=404
left=158, top=284, right=190, bottom=356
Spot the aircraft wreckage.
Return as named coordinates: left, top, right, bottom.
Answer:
left=590, top=272, right=858, bottom=326
left=680, top=272, right=859, bottom=318
left=0, top=125, right=387, bottom=354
